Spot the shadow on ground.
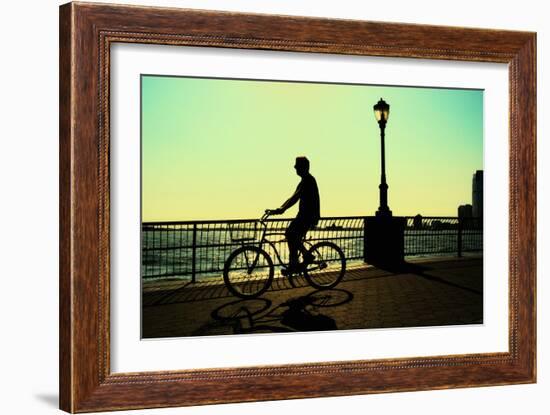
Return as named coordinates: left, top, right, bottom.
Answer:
left=142, top=257, right=483, bottom=338
left=34, top=393, right=58, bottom=408
left=373, top=261, right=483, bottom=295
left=191, top=288, right=353, bottom=335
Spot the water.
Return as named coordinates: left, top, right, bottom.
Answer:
left=142, top=227, right=482, bottom=281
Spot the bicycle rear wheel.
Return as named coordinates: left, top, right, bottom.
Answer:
left=223, top=246, right=274, bottom=298
left=304, top=241, right=346, bottom=289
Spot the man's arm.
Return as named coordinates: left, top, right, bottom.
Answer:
left=272, top=183, right=301, bottom=214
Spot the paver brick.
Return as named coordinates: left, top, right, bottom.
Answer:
left=143, top=256, right=483, bottom=338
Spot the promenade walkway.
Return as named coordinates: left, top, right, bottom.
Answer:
left=142, top=255, right=483, bottom=338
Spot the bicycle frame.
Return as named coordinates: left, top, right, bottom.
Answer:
left=251, top=213, right=313, bottom=268
left=224, top=213, right=346, bottom=296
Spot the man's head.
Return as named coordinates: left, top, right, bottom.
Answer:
left=294, top=156, right=310, bottom=177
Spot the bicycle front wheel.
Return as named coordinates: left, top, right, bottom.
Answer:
left=304, top=241, right=346, bottom=289
left=223, top=246, right=274, bottom=298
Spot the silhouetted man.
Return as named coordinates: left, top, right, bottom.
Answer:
left=269, top=156, right=320, bottom=275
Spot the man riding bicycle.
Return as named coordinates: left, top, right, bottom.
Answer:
left=267, top=156, right=320, bottom=276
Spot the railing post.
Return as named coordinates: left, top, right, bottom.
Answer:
left=191, top=223, right=197, bottom=283
left=457, top=218, right=463, bottom=257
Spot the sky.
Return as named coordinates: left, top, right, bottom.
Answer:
left=141, top=75, right=483, bottom=222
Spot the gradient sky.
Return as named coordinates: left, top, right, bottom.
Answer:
left=141, top=75, right=483, bottom=221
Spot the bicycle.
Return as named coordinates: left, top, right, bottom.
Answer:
left=223, top=211, right=346, bottom=298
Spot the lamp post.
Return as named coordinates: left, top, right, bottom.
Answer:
left=363, top=97, right=404, bottom=266
left=373, top=98, right=392, bottom=217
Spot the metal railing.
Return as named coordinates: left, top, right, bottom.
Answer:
left=404, top=216, right=483, bottom=257
left=142, top=216, right=482, bottom=281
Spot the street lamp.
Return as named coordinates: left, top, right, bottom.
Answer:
left=373, top=98, right=392, bottom=217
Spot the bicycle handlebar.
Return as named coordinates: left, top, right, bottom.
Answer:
left=262, top=208, right=284, bottom=222
left=261, top=210, right=273, bottom=222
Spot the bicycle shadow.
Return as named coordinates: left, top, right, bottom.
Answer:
left=208, top=288, right=354, bottom=334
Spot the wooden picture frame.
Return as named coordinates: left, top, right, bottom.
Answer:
left=59, top=2, right=536, bottom=412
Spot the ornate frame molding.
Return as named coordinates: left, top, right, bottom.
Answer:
left=60, top=2, right=536, bottom=412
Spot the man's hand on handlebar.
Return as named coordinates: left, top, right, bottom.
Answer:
left=265, top=208, right=284, bottom=215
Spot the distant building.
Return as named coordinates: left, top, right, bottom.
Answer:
left=458, top=204, right=473, bottom=219
left=472, top=170, right=483, bottom=218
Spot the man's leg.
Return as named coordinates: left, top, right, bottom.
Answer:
left=298, top=223, right=315, bottom=264
left=286, top=219, right=312, bottom=271
left=285, top=219, right=300, bottom=270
